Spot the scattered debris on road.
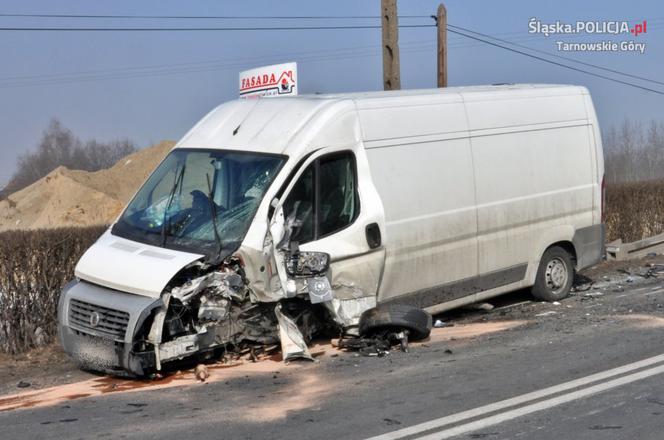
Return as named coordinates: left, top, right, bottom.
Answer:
left=194, top=364, right=209, bottom=382
left=338, top=330, right=410, bottom=357
left=0, top=319, right=531, bottom=413
left=434, top=319, right=453, bottom=328
left=464, top=302, right=495, bottom=312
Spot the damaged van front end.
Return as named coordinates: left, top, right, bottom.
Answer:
left=57, top=146, right=352, bottom=376
left=58, top=249, right=327, bottom=376
left=57, top=97, right=390, bottom=377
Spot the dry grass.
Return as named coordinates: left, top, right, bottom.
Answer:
left=0, top=226, right=106, bottom=354
left=606, top=179, right=664, bottom=242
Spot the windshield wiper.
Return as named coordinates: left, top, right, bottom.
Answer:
left=161, top=163, right=186, bottom=247
left=206, top=173, right=224, bottom=265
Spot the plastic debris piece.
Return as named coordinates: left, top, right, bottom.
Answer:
left=274, top=303, right=314, bottom=362
left=465, top=302, right=494, bottom=312
left=307, top=276, right=333, bottom=304
left=194, top=364, right=210, bottom=382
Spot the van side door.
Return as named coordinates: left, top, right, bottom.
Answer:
left=271, top=147, right=387, bottom=323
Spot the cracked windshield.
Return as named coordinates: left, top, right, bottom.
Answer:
left=112, top=149, right=284, bottom=256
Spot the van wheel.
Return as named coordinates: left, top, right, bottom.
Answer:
left=359, top=304, right=432, bottom=340
left=531, top=246, right=574, bottom=302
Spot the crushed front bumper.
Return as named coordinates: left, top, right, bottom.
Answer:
left=58, top=279, right=162, bottom=377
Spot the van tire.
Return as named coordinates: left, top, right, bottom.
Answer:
left=531, top=246, right=574, bottom=302
left=359, top=304, right=432, bottom=340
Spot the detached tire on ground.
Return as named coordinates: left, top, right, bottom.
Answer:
left=531, top=245, right=575, bottom=302
left=359, top=304, right=433, bottom=340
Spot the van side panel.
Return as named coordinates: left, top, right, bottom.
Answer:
left=357, top=96, right=479, bottom=302
left=465, top=92, right=596, bottom=278
left=365, top=138, right=478, bottom=303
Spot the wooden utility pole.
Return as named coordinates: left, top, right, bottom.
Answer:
left=381, top=0, right=401, bottom=90
left=436, top=3, right=448, bottom=87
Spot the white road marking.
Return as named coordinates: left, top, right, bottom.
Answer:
left=415, top=363, right=664, bottom=440
left=644, top=288, right=664, bottom=296
left=366, top=353, right=664, bottom=440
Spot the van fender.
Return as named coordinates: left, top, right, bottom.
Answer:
left=527, top=224, right=576, bottom=285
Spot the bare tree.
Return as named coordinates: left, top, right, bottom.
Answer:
left=1, top=118, right=136, bottom=197
left=604, top=118, right=664, bottom=184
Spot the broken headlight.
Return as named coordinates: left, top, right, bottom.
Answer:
left=286, top=250, right=330, bottom=278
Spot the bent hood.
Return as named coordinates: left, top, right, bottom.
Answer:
left=75, top=230, right=204, bottom=298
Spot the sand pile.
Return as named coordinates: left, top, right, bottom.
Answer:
left=0, top=141, right=175, bottom=232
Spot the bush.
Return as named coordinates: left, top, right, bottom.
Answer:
left=606, top=180, right=664, bottom=242
left=0, top=226, right=106, bottom=354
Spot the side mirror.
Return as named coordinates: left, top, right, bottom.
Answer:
left=286, top=245, right=330, bottom=278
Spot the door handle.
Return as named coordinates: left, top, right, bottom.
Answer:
left=365, top=223, right=382, bottom=249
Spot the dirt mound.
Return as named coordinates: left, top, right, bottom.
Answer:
left=0, top=141, right=174, bottom=231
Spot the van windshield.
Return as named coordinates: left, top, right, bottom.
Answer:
left=111, top=149, right=284, bottom=259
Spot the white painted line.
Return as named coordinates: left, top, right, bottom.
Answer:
left=365, top=353, right=664, bottom=440
left=644, top=288, right=664, bottom=296
left=415, top=363, right=664, bottom=440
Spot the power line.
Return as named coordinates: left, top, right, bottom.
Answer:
left=0, top=39, right=437, bottom=85
left=3, top=13, right=662, bottom=24
left=0, top=13, right=430, bottom=20
left=0, top=30, right=576, bottom=85
left=446, top=28, right=664, bottom=95
left=447, top=23, right=664, bottom=88
left=1, top=19, right=661, bottom=94
left=0, top=24, right=435, bottom=32
left=0, top=44, right=440, bottom=89
left=0, top=31, right=656, bottom=89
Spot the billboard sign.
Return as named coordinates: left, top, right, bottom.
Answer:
left=239, top=62, right=297, bottom=99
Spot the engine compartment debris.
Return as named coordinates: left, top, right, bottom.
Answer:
left=117, top=249, right=437, bottom=375
left=143, top=256, right=333, bottom=372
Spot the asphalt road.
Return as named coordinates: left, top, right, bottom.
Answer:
left=3, top=267, right=664, bottom=440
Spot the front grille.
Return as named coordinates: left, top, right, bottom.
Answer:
left=68, top=299, right=129, bottom=341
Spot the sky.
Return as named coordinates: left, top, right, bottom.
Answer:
left=0, top=0, right=662, bottom=186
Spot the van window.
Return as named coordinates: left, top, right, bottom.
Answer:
left=282, top=166, right=315, bottom=243
left=283, top=152, right=359, bottom=243
left=112, top=149, right=284, bottom=258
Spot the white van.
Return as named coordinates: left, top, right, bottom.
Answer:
left=58, top=84, right=605, bottom=375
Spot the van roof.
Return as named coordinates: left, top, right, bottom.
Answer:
left=301, top=83, right=586, bottom=100
left=175, top=84, right=588, bottom=155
